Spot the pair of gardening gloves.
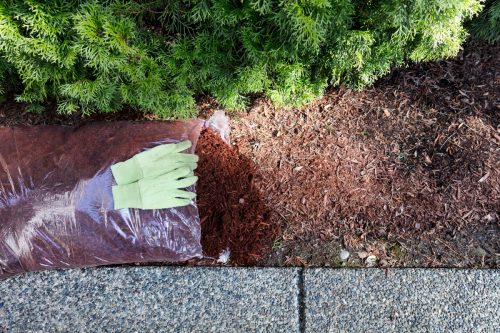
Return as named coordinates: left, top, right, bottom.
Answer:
left=110, top=141, right=198, bottom=210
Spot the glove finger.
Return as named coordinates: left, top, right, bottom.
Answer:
left=158, top=160, right=197, bottom=172
left=153, top=154, right=198, bottom=172
left=141, top=197, right=192, bottom=210
left=170, top=189, right=197, bottom=200
left=153, top=155, right=197, bottom=172
left=174, top=175, right=198, bottom=188
left=171, top=153, right=199, bottom=164
left=165, top=166, right=193, bottom=179
left=149, top=168, right=192, bottom=186
left=185, top=162, right=198, bottom=171
left=141, top=143, right=177, bottom=159
left=163, top=198, right=192, bottom=209
left=172, top=140, right=192, bottom=153
left=142, top=140, right=191, bottom=159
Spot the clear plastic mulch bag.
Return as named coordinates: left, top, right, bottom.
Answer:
left=0, top=120, right=204, bottom=279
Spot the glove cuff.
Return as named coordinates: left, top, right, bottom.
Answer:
left=111, top=157, right=142, bottom=185
left=112, top=182, right=142, bottom=209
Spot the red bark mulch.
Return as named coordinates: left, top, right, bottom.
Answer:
left=195, top=129, right=278, bottom=265
left=231, top=40, right=499, bottom=267
left=0, top=40, right=498, bottom=268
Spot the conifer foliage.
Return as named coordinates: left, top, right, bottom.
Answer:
left=0, top=0, right=485, bottom=117
left=470, top=0, right=500, bottom=42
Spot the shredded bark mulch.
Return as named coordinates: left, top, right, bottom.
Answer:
left=195, top=129, right=278, bottom=265
left=232, top=41, right=499, bottom=268
left=0, top=40, right=498, bottom=268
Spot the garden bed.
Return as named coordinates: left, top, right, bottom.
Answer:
left=201, top=40, right=500, bottom=268
left=244, top=42, right=499, bottom=268
left=195, top=128, right=278, bottom=265
left=0, top=40, right=498, bottom=268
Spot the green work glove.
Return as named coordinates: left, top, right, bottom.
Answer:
left=112, top=166, right=198, bottom=210
left=111, top=140, right=198, bottom=185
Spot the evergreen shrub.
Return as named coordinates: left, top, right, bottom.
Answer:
left=470, top=0, right=499, bottom=42
left=0, top=0, right=483, bottom=117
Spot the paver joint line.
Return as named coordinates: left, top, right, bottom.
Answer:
left=297, top=268, right=306, bottom=333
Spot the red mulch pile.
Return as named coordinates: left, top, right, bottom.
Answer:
left=232, top=40, right=499, bottom=267
left=195, top=129, right=278, bottom=265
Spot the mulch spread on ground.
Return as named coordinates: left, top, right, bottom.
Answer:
left=195, top=129, right=278, bottom=265
left=0, top=40, right=498, bottom=268
left=231, top=41, right=499, bottom=268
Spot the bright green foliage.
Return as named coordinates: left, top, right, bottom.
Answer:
left=470, top=0, right=500, bottom=42
left=0, top=0, right=484, bottom=117
left=0, top=0, right=194, bottom=117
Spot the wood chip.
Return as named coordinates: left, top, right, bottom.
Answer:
left=478, top=172, right=490, bottom=183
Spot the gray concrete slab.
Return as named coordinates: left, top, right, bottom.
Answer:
left=304, top=269, right=499, bottom=333
left=0, top=267, right=300, bottom=333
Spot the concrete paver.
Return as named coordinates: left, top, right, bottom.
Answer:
left=1, top=267, right=498, bottom=332
left=0, top=267, right=300, bottom=333
left=304, top=269, right=500, bottom=333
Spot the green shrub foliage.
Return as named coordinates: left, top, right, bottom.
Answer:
left=470, top=0, right=500, bottom=42
left=0, top=0, right=483, bottom=117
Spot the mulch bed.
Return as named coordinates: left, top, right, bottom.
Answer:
left=231, top=40, right=499, bottom=268
left=0, top=40, right=498, bottom=268
left=195, top=129, right=278, bottom=265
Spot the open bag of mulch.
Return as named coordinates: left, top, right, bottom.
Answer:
left=0, top=120, right=204, bottom=279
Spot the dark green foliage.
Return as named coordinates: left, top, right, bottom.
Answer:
left=470, top=0, right=500, bottom=42
left=0, top=0, right=483, bottom=117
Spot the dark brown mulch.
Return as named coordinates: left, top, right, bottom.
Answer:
left=195, top=129, right=278, bottom=265
left=233, top=40, right=499, bottom=268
